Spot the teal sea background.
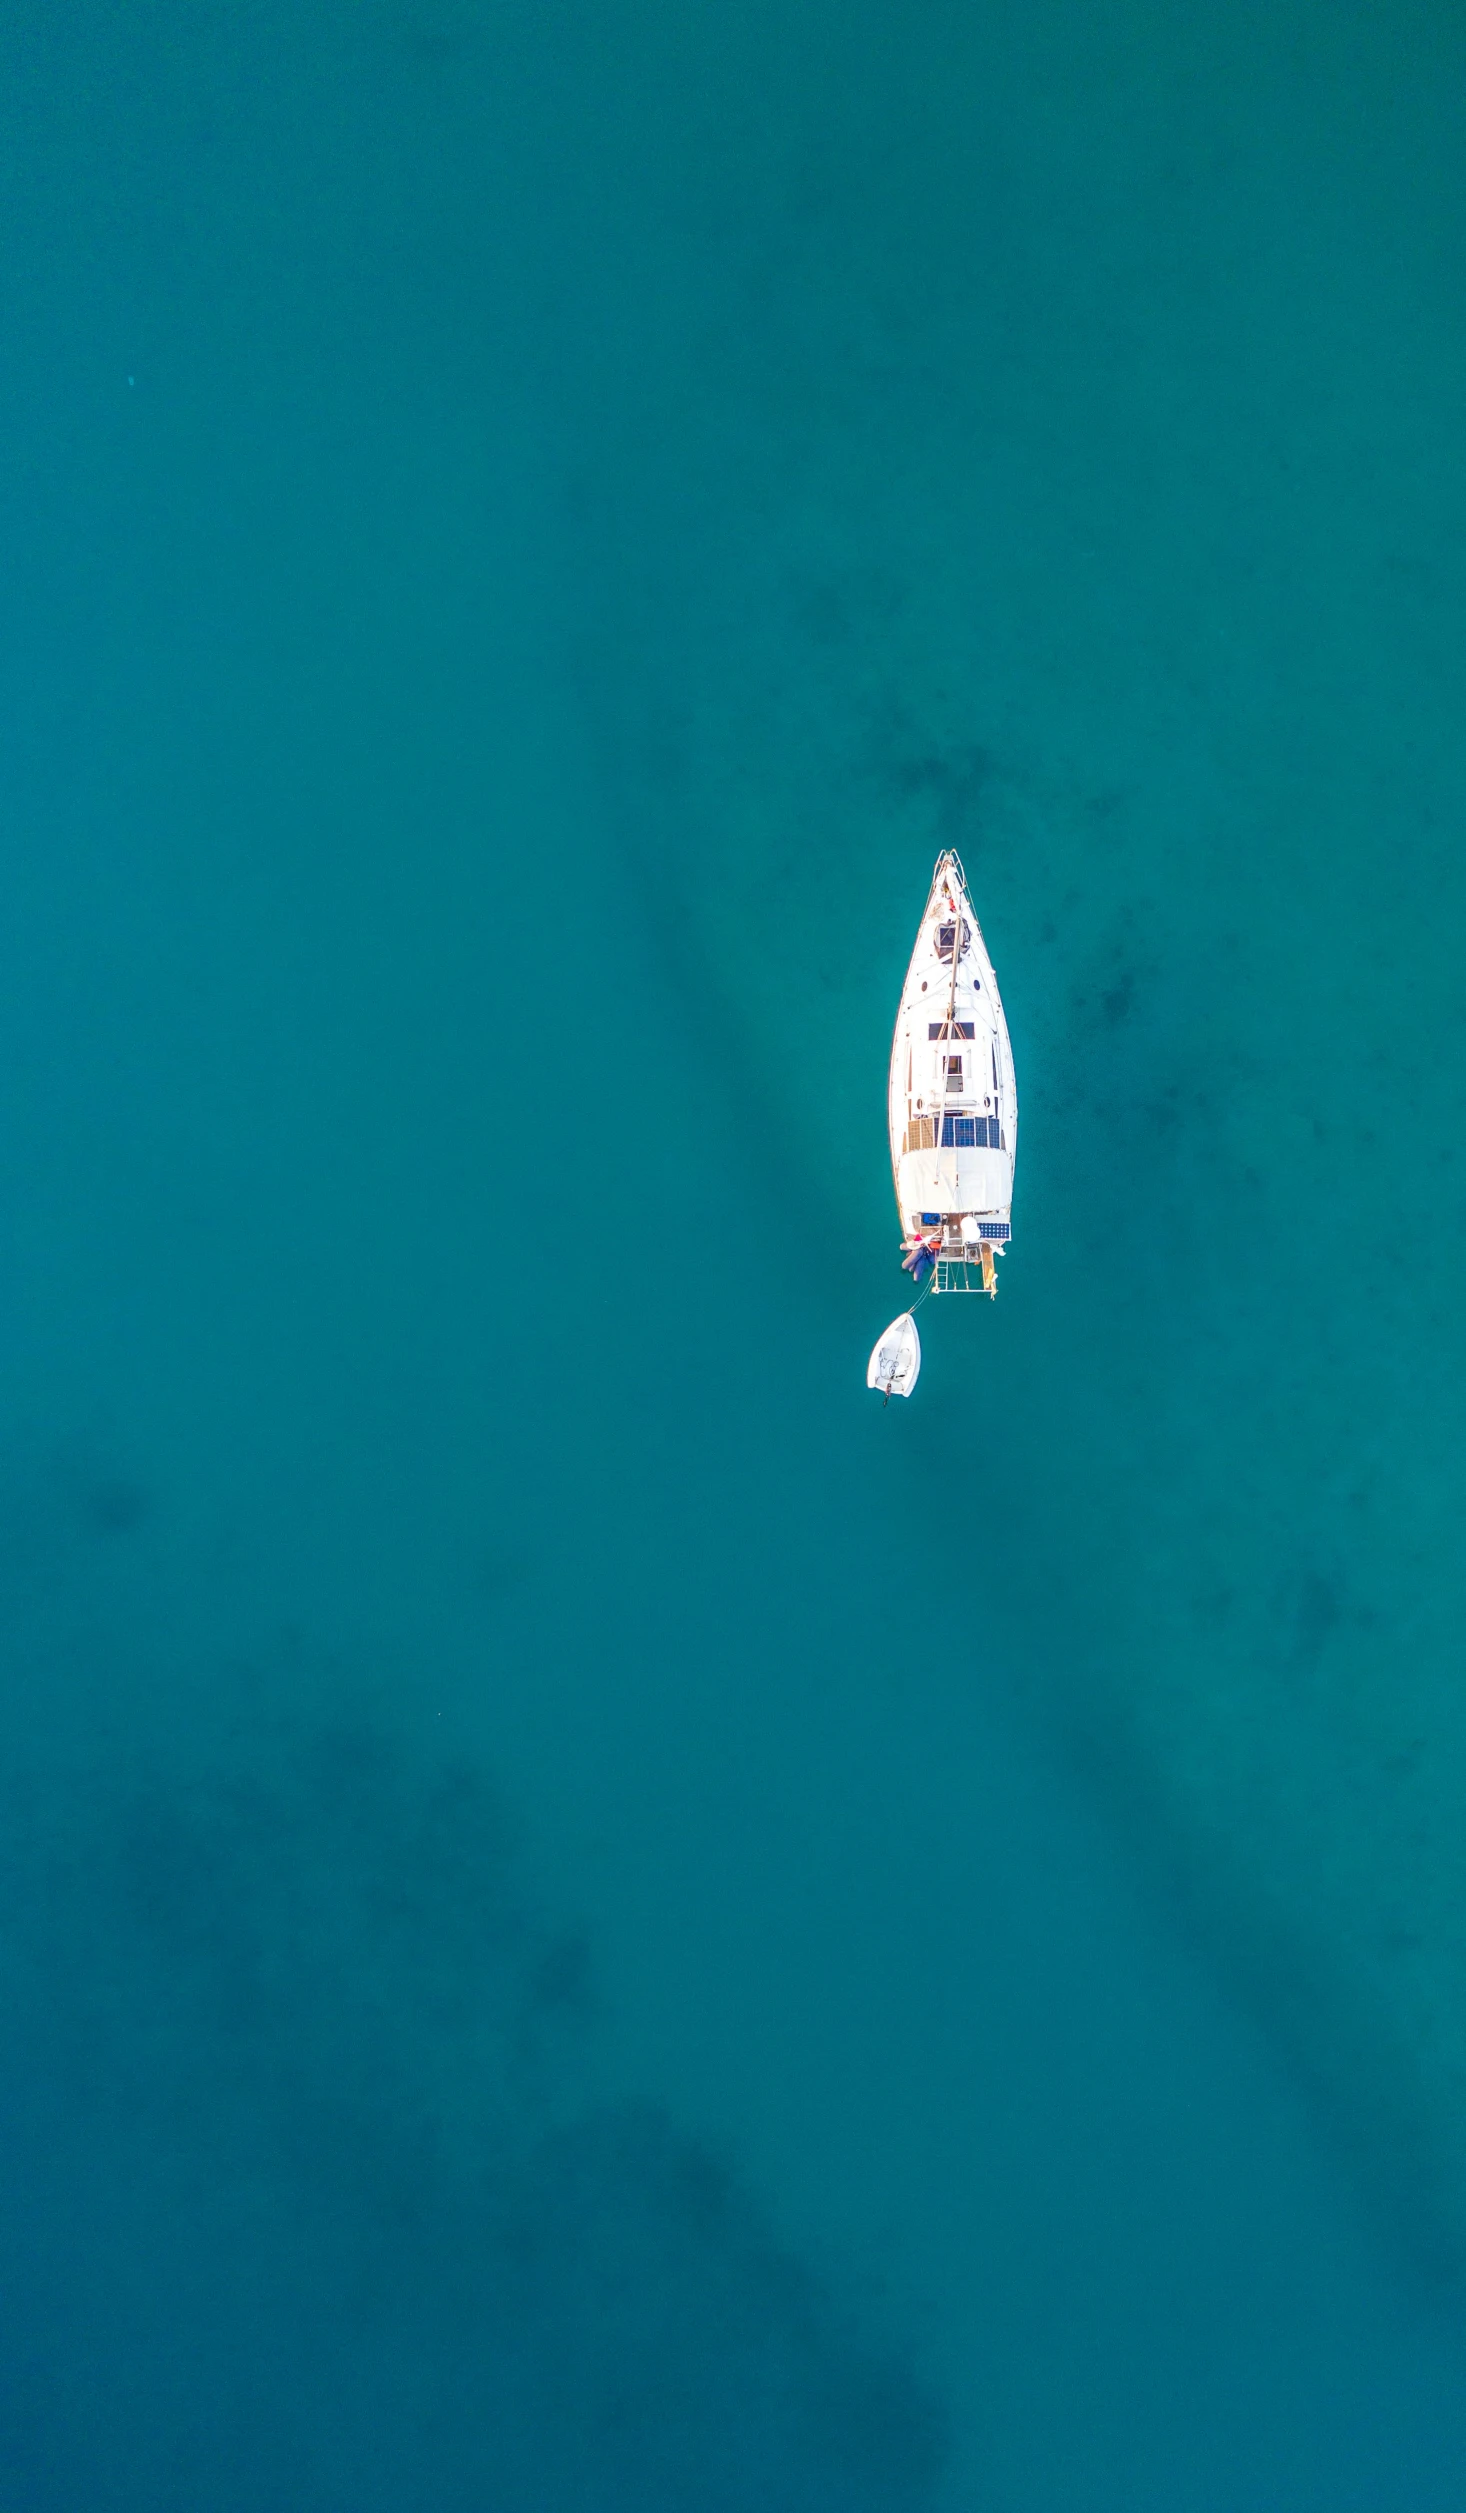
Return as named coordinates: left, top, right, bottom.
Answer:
left=4, top=2, right=1466, bottom=2504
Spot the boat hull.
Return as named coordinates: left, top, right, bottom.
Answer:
left=887, top=853, right=1017, bottom=1289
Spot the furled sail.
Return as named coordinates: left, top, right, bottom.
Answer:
left=866, top=1312, right=921, bottom=1401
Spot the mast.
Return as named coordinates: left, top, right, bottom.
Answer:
left=943, top=862, right=962, bottom=1038
left=941, top=858, right=963, bottom=1223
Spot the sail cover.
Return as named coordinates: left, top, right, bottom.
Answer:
left=867, top=1312, right=921, bottom=1400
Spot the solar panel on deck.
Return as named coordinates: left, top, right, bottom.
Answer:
left=937, top=1116, right=1008, bottom=1148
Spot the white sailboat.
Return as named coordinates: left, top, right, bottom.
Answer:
left=869, top=855, right=1017, bottom=1390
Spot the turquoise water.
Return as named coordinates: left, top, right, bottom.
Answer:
left=3, top=3, right=1466, bottom=2503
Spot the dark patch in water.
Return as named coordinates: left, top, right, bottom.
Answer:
left=0, top=1696, right=947, bottom=2511
left=1272, top=1558, right=1376, bottom=1679
left=1100, top=968, right=1135, bottom=1027
left=83, top=1478, right=149, bottom=1536
left=1288, top=1564, right=1345, bottom=1670
left=509, top=2104, right=949, bottom=2510
left=523, top=1925, right=596, bottom=2025
left=883, top=743, right=993, bottom=850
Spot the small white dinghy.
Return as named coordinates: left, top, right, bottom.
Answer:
left=868, top=853, right=1017, bottom=1396
left=867, top=1311, right=921, bottom=1403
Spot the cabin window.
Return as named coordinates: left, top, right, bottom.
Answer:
left=928, top=1021, right=975, bottom=1040
left=943, top=1055, right=964, bottom=1092
left=936, top=918, right=971, bottom=962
